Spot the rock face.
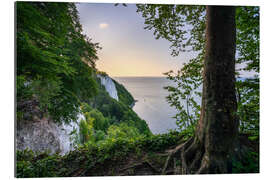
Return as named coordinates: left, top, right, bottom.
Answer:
left=16, top=116, right=83, bottom=155
left=97, top=75, right=119, bottom=101
left=58, top=115, right=83, bottom=154
left=16, top=74, right=119, bottom=155
left=16, top=100, right=84, bottom=155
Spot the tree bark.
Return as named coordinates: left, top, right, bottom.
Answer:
left=182, top=6, right=239, bottom=174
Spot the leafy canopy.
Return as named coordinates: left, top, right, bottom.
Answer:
left=17, top=2, right=101, bottom=123
left=137, top=4, right=259, bottom=137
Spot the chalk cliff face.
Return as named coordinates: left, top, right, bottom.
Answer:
left=16, top=113, right=84, bottom=155
left=16, top=75, right=120, bottom=155
left=16, top=100, right=84, bottom=155
left=97, top=75, right=119, bottom=101
left=57, top=115, right=83, bottom=154
left=17, top=116, right=62, bottom=154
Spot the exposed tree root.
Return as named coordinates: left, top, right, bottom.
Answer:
left=182, top=137, right=205, bottom=174
left=173, top=157, right=181, bottom=174
left=161, top=134, right=257, bottom=175
left=119, top=162, right=144, bottom=171
left=72, top=133, right=258, bottom=176
left=72, top=168, right=86, bottom=176
left=162, top=137, right=194, bottom=174
left=119, top=160, right=161, bottom=174
left=145, top=160, right=162, bottom=173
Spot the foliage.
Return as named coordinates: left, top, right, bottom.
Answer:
left=78, top=94, right=150, bottom=145
left=235, top=6, right=259, bottom=139
left=16, top=2, right=100, bottom=123
left=136, top=130, right=188, bottom=152
left=79, top=108, right=109, bottom=144
left=137, top=4, right=205, bottom=134
left=112, top=79, right=135, bottom=107
left=96, top=71, right=108, bottom=76
left=16, top=149, right=60, bottom=177
left=106, top=123, right=141, bottom=139
left=236, top=78, right=259, bottom=139
left=16, top=130, right=258, bottom=177
left=232, top=150, right=259, bottom=173
left=81, top=102, right=93, bottom=113
left=79, top=119, right=94, bottom=144
left=16, top=4, right=260, bottom=177
left=91, top=77, right=151, bottom=135
left=16, top=130, right=185, bottom=177
left=16, top=75, right=34, bottom=100
left=86, top=109, right=110, bottom=131
left=236, top=6, right=259, bottom=73
left=137, top=4, right=259, bottom=139
left=136, top=5, right=206, bottom=56
left=164, top=55, right=202, bottom=132
left=27, top=76, right=62, bottom=110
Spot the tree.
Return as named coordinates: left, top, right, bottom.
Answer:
left=16, top=2, right=100, bottom=123
left=181, top=6, right=238, bottom=173
left=137, top=4, right=206, bottom=135
left=157, top=6, right=259, bottom=140
left=137, top=5, right=238, bottom=173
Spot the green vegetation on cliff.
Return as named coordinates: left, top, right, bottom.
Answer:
left=89, top=75, right=151, bottom=135
left=113, top=79, right=135, bottom=107
left=16, top=2, right=259, bottom=177
left=16, top=4, right=152, bottom=174
left=16, top=1, right=150, bottom=135
left=16, top=132, right=258, bottom=177
left=16, top=2, right=99, bottom=123
left=16, top=131, right=187, bottom=177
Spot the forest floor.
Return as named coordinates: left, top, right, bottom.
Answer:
left=16, top=133, right=259, bottom=177
left=73, top=134, right=259, bottom=176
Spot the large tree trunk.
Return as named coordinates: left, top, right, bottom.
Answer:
left=182, top=6, right=239, bottom=174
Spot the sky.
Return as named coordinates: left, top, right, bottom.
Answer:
left=76, top=3, right=196, bottom=77
left=76, top=3, right=257, bottom=78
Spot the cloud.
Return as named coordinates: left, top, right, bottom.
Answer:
left=99, top=23, right=109, bottom=29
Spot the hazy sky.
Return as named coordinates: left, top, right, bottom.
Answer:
left=76, top=3, right=196, bottom=77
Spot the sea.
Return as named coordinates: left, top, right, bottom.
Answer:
left=114, top=77, right=248, bottom=134
left=114, top=77, right=184, bottom=134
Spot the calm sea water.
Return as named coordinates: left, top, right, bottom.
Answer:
left=114, top=77, right=246, bottom=134
left=114, top=77, right=179, bottom=134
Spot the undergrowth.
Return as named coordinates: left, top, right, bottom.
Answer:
left=16, top=130, right=259, bottom=177
left=16, top=131, right=186, bottom=177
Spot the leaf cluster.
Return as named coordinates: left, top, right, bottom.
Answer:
left=136, top=4, right=205, bottom=56
left=16, top=2, right=101, bottom=123
left=137, top=4, right=259, bottom=138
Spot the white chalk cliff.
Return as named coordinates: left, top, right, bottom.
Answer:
left=16, top=108, right=84, bottom=155
left=17, top=75, right=120, bottom=155
left=97, top=75, right=119, bottom=101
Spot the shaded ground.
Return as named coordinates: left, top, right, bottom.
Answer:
left=16, top=133, right=259, bottom=177
left=69, top=134, right=259, bottom=176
